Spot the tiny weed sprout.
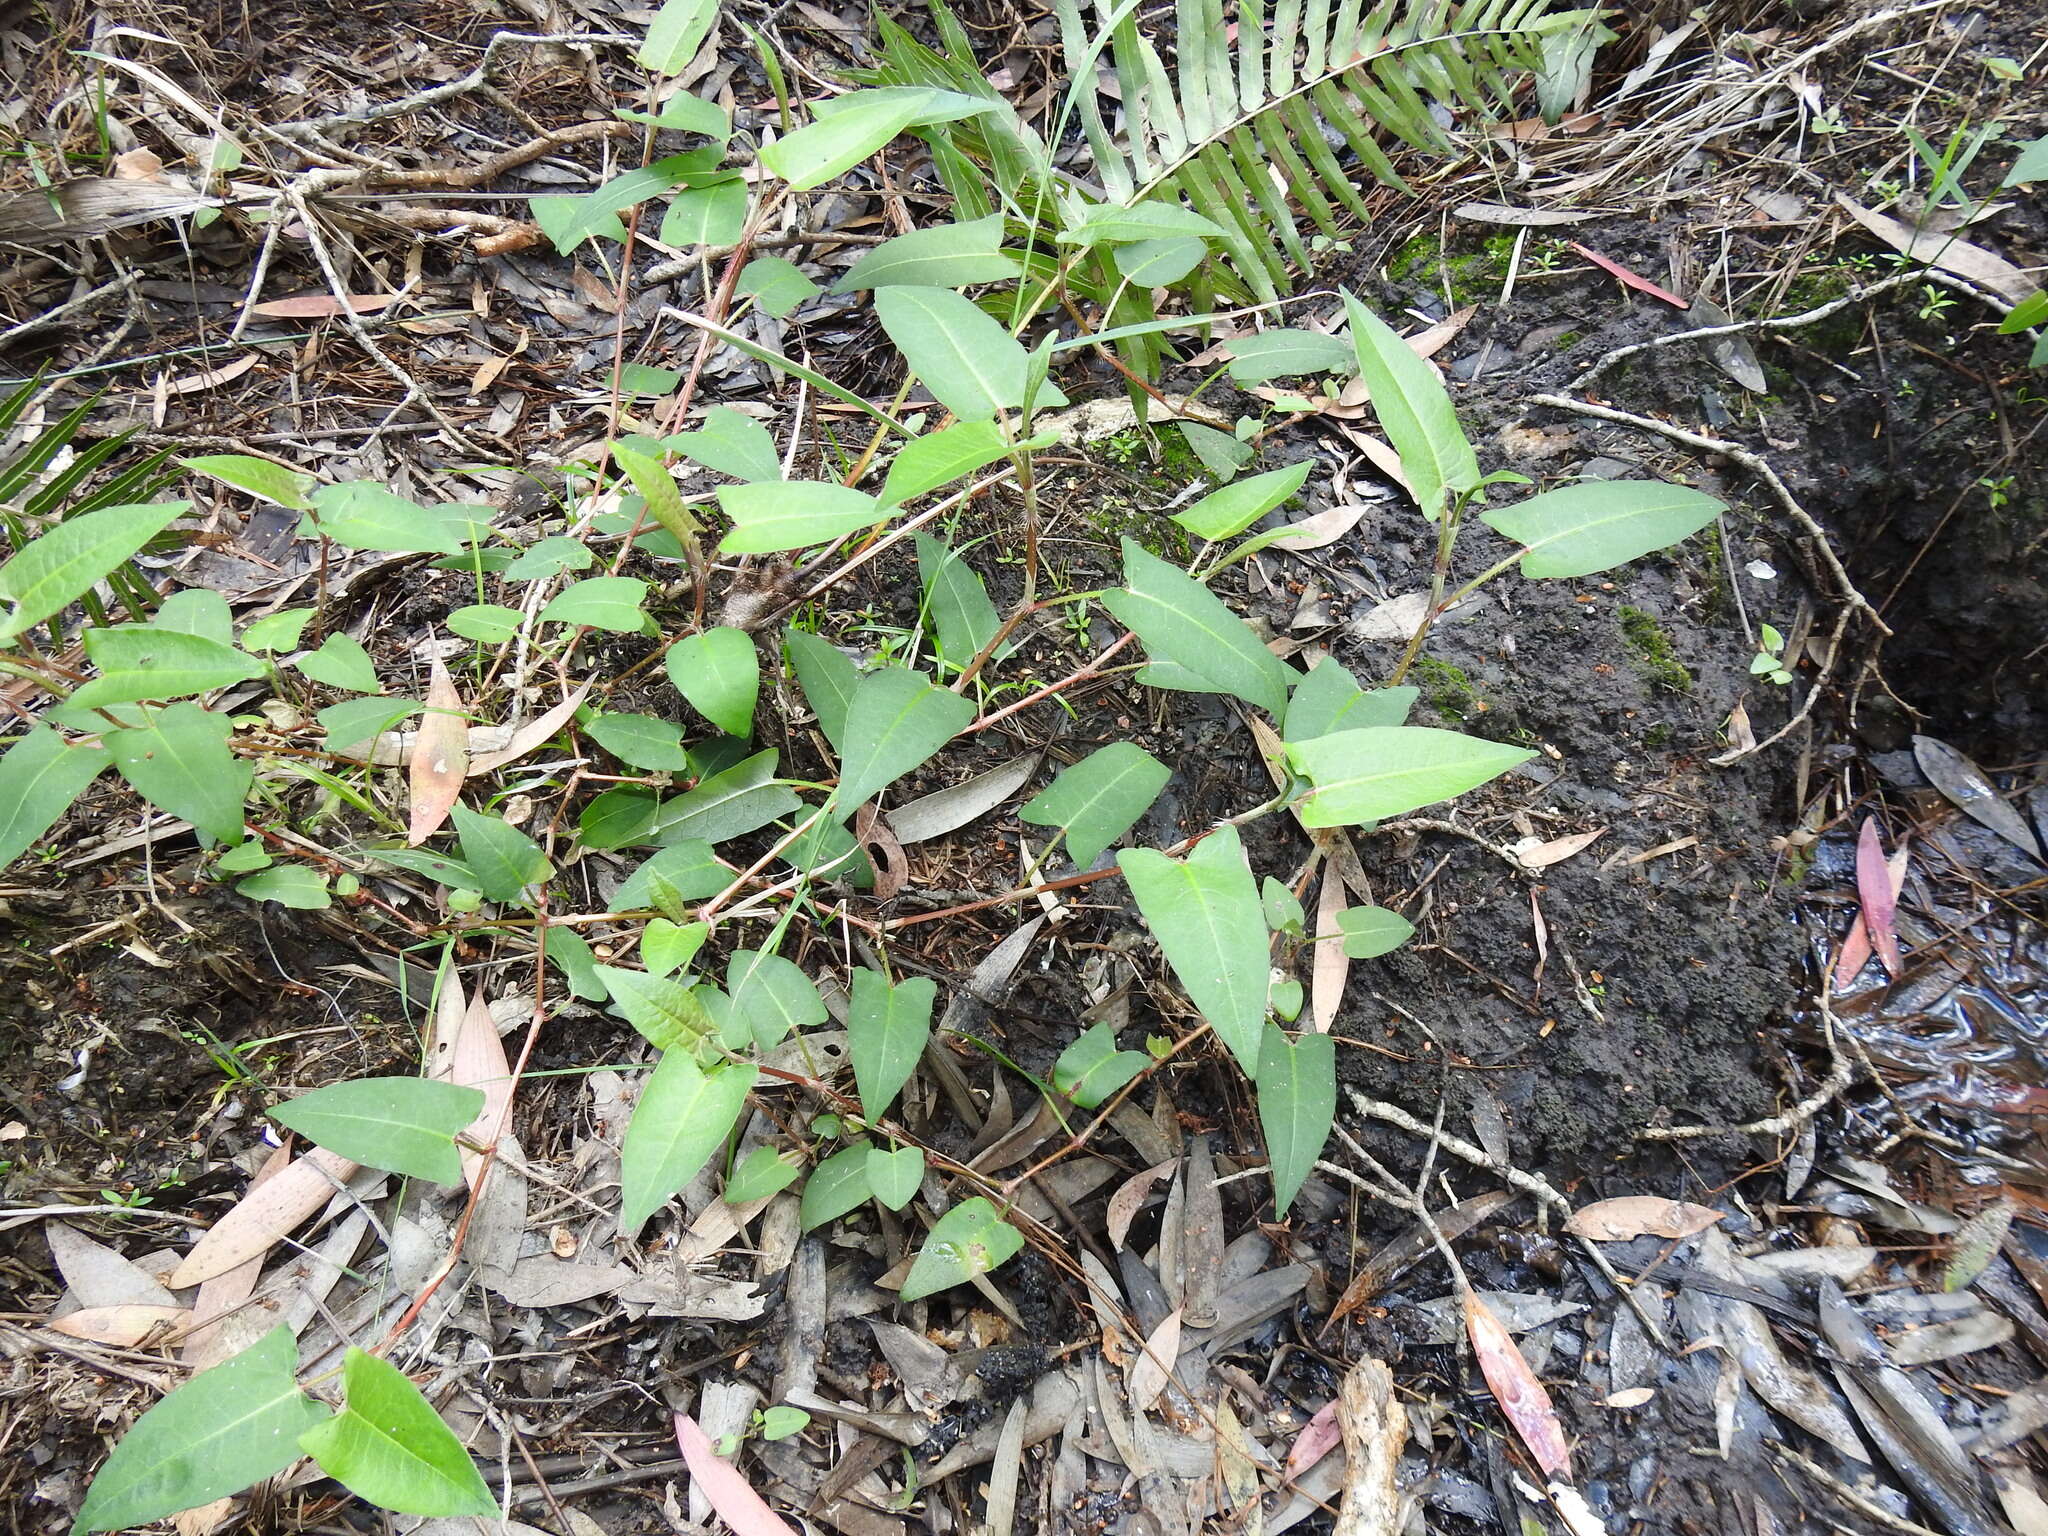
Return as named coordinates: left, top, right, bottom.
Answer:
left=1750, top=624, right=1796, bottom=687
left=3, top=1, right=1759, bottom=1528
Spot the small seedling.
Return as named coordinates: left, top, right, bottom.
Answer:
left=1750, top=623, right=1795, bottom=687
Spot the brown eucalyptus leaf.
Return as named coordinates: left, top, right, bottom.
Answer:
left=1465, top=1289, right=1572, bottom=1479
left=1914, top=735, right=2043, bottom=861
left=169, top=1146, right=360, bottom=1287
left=1854, top=817, right=1903, bottom=979
left=47, top=1304, right=190, bottom=1346
left=431, top=982, right=514, bottom=1191
left=1946, top=1198, right=2017, bottom=1293
left=407, top=655, right=468, bottom=845
left=1106, top=1158, right=1178, bottom=1253
left=1566, top=1196, right=1723, bottom=1242
left=1127, top=1307, right=1182, bottom=1410
left=468, top=682, right=591, bottom=774
left=1837, top=197, right=2038, bottom=306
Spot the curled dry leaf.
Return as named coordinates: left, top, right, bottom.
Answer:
left=674, top=1411, right=799, bottom=1536
left=1106, top=1157, right=1178, bottom=1252
left=407, top=654, right=469, bottom=845
left=1565, top=1196, right=1723, bottom=1242
left=1464, top=1288, right=1572, bottom=1479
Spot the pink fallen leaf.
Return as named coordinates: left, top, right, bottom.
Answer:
left=1465, top=1289, right=1572, bottom=1479
left=169, top=1146, right=359, bottom=1288
left=183, top=1140, right=289, bottom=1368
left=1834, top=843, right=1909, bottom=991
left=252, top=293, right=399, bottom=318
left=1854, top=817, right=1903, bottom=980
left=1567, top=243, right=1687, bottom=308
left=48, top=1304, right=190, bottom=1346
left=1564, top=1196, right=1723, bottom=1242
left=467, top=682, right=591, bottom=774
left=1106, top=1158, right=1178, bottom=1252
left=432, top=985, right=514, bottom=1191
left=1405, top=304, right=1477, bottom=359
left=407, top=654, right=469, bottom=845
left=674, top=1412, right=799, bottom=1536
left=1284, top=1397, right=1343, bottom=1477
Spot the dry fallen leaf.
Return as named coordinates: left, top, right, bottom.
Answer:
left=1853, top=817, right=1903, bottom=980
left=467, top=682, right=591, bottom=775
left=408, top=654, right=469, bottom=845
left=1512, top=828, right=1607, bottom=870
left=1127, top=1307, right=1182, bottom=1411
left=674, top=1412, right=799, bottom=1536
left=1311, top=864, right=1350, bottom=1035
left=47, top=1304, right=190, bottom=1347
left=159, top=353, right=258, bottom=397
left=250, top=293, right=401, bottom=319
left=1836, top=197, right=2037, bottom=306
left=1604, top=1387, right=1656, bottom=1409
left=432, top=985, right=514, bottom=1192
left=1568, top=242, right=1688, bottom=307
left=1284, top=1397, right=1343, bottom=1477
left=1565, top=1196, right=1723, bottom=1241
left=1465, top=1288, right=1572, bottom=1479
left=170, top=1146, right=360, bottom=1288
left=1105, top=1158, right=1178, bottom=1252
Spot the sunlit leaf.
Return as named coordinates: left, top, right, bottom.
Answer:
left=237, top=864, right=332, bottom=910
left=1118, top=824, right=1268, bottom=1073
left=268, top=1077, right=483, bottom=1184
left=182, top=454, right=314, bottom=509
left=1284, top=658, right=1415, bottom=741
left=70, top=626, right=264, bottom=708
left=538, top=576, right=653, bottom=634
left=638, top=0, right=720, bottom=74
left=668, top=405, right=782, bottom=482
left=786, top=630, right=857, bottom=754
left=299, top=1347, right=495, bottom=1516
left=726, top=1144, right=804, bottom=1204
left=799, top=1142, right=875, bottom=1230
left=834, top=214, right=1022, bottom=292
left=1342, top=293, right=1479, bottom=519
left=719, top=481, right=883, bottom=554
left=74, top=1326, right=330, bottom=1533
left=1171, top=460, right=1312, bottom=540
left=587, top=712, right=690, bottom=771
left=292, top=631, right=379, bottom=692
left=915, top=535, right=1000, bottom=665
left=452, top=805, right=552, bottom=902
left=727, top=949, right=824, bottom=1050
left=882, top=420, right=1018, bottom=506
left=865, top=1145, right=924, bottom=1210
left=597, top=964, right=719, bottom=1053
left=1225, top=330, right=1353, bottom=384
left=652, top=748, right=800, bottom=844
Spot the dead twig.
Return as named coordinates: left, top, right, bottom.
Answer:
left=275, top=32, right=639, bottom=137
left=1636, top=1000, right=1849, bottom=1141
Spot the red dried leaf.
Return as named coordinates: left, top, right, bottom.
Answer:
left=1284, top=1397, right=1343, bottom=1477
left=430, top=974, right=512, bottom=1192
left=1464, top=1289, right=1572, bottom=1479
left=251, top=293, right=399, bottom=318
left=408, top=655, right=469, bottom=845
left=1834, top=842, right=1907, bottom=990
left=1566, top=243, right=1687, bottom=308
left=674, top=1412, right=799, bottom=1536
left=1854, top=817, right=1903, bottom=979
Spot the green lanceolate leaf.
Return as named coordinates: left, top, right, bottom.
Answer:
left=1117, top=823, right=1269, bottom=1074
left=1171, top=460, right=1313, bottom=540
left=0, top=500, right=185, bottom=642
left=726, top=1144, right=804, bottom=1204
left=299, top=1348, right=494, bottom=1517
left=268, top=1077, right=484, bottom=1185
left=900, top=1196, right=1023, bottom=1301
left=182, top=454, right=314, bottom=509
left=538, top=576, right=652, bottom=634
left=1342, top=293, right=1480, bottom=519
left=786, top=630, right=857, bottom=754
left=452, top=805, right=552, bottom=902
left=834, top=214, right=1023, bottom=293
left=847, top=967, right=936, bottom=1121
left=874, top=286, right=1068, bottom=422
left=620, top=1054, right=756, bottom=1235
left=321, top=696, right=420, bottom=754
left=613, top=439, right=701, bottom=553
left=1058, top=203, right=1227, bottom=244
left=883, top=421, right=1017, bottom=506
left=447, top=604, right=522, bottom=644
left=106, top=701, right=249, bottom=845
left=153, top=589, right=233, bottom=645
left=727, top=949, right=824, bottom=1050
left=1115, top=236, right=1208, bottom=286
left=597, top=964, right=718, bottom=1053
left=579, top=786, right=657, bottom=852
left=586, top=712, right=689, bottom=771
left=69, top=626, right=264, bottom=708
left=74, top=1326, right=331, bottom=1533
left=1336, top=905, right=1415, bottom=959
left=834, top=666, right=976, bottom=811
left=800, top=1142, right=875, bottom=1229
left=1019, top=742, right=1170, bottom=867
left=865, top=1145, right=924, bottom=1210
left=1284, top=726, right=1535, bottom=828
left=762, top=88, right=993, bottom=191
left=0, top=725, right=107, bottom=868
left=1256, top=1024, right=1334, bottom=1217
left=547, top=926, right=609, bottom=1001
left=719, top=480, right=883, bottom=554
left=638, top=0, right=719, bottom=74
left=660, top=179, right=748, bottom=246
left=667, top=626, right=759, bottom=737
left=1054, top=1022, right=1148, bottom=1108
left=1284, top=658, right=1416, bottom=742
left=1225, top=329, right=1353, bottom=384
left=1102, top=539, right=1293, bottom=716
left=240, top=607, right=315, bottom=652
left=915, top=535, right=1001, bottom=665
left=1478, top=479, right=1725, bottom=579
left=652, top=748, right=800, bottom=844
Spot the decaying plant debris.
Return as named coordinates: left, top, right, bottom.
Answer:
left=1, top=0, right=2045, bottom=1533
